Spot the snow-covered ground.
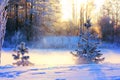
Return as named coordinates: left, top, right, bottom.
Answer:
left=0, top=64, right=120, bottom=80
left=0, top=49, right=120, bottom=80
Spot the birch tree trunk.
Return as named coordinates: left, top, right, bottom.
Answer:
left=0, top=0, right=9, bottom=64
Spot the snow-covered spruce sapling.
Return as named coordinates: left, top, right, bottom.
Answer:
left=12, top=42, right=33, bottom=66
left=71, top=19, right=105, bottom=64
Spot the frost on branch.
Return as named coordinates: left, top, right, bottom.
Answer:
left=71, top=19, right=105, bottom=64
left=12, top=42, right=34, bottom=66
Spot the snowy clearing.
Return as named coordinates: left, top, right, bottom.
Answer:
left=0, top=49, right=120, bottom=80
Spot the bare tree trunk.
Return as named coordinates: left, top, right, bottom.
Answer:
left=15, top=3, right=19, bottom=31
left=30, top=0, right=33, bottom=24
left=25, top=0, right=28, bottom=20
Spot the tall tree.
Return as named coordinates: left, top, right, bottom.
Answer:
left=33, top=0, right=62, bottom=35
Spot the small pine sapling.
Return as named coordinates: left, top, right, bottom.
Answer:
left=12, top=42, right=34, bottom=66
left=71, top=19, right=105, bottom=64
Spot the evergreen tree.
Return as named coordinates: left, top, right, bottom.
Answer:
left=71, top=19, right=105, bottom=64
left=12, top=42, right=34, bottom=66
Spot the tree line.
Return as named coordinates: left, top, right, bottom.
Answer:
left=99, top=0, right=120, bottom=43
left=4, top=0, right=62, bottom=47
left=3, top=0, right=120, bottom=47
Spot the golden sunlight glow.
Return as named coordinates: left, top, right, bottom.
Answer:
left=60, top=0, right=87, bottom=21
left=94, top=0, right=105, bottom=12
left=30, top=52, right=75, bottom=66
left=60, top=0, right=105, bottom=21
left=104, top=53, right=120, bottom=64
left=60, top=0, right=73, bottom=21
